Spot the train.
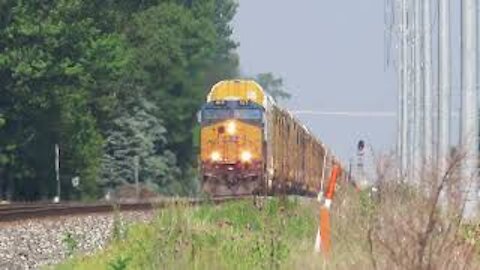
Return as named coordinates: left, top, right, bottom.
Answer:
left=198, top=80, right=344, bottom=197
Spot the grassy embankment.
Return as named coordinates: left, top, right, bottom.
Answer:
left=54, top=180, right=480, bottom=270
left=54, top=197, right=327, bottom=270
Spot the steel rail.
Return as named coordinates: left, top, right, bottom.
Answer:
left=0, top=196, right=249, bottom=223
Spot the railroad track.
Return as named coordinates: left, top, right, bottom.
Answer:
left=0, top=196, right=247, bottom=223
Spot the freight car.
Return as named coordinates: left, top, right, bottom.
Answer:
left=198, top=80, right=343, bottom=197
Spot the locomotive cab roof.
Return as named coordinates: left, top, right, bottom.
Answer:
left=207, top=80, right=270, bottom=108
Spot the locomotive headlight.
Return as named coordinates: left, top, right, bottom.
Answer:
left=240, top=151, right=252, bottom=163
left=226, top=121, right=236, bottom=135
left=210, top=151, right=221, bottom=162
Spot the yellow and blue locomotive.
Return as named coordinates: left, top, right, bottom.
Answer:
left=198, top=80, right=342, bottom=196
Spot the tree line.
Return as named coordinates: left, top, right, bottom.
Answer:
left=0, top=0, right=289, bottom=201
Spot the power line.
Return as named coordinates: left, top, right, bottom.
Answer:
left=290, top=111, right=396, bottom=117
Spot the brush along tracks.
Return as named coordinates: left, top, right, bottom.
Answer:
left=0, top=196, right=248, bottom=223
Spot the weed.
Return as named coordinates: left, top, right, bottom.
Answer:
left=62, top=232, right=79, bottom=257
left=111, top=204, right=128, bottom=241
left=108, top=256, right=131, bottom=270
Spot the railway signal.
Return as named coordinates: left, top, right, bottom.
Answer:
left=351, top=139, right=369, bottom=190
left=357, top=140, right=365, bottom=177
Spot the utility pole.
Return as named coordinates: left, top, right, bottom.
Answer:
left=397, top=51, right=403, bottom=177
left=392, top=0, right=401, bottom=177
left=438, top=0, right=451, bottom=178
left=134, top=155, right=140, bottom=200
left=423, top=0, right=434, bottom=167
left=407, top=0, right=416, bottom=181
left=413, top=0, right=424, bottom=182
left=401, top=0, right=409, bottom=177
left=55, top=144, right=60, bottom=203
left=461, top=0, right=478, bottom=220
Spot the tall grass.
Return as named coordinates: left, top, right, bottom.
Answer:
left=54, top=197, right=318, bottom=270
left=55, top=154, right=480, bottom=269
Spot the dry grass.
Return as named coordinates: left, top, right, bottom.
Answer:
left=304, top=152, right=480, bottom=270
left=370, top=154, right=480, bottom=269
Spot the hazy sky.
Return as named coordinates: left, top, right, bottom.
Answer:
left=232, top=0, right=397, bottom=162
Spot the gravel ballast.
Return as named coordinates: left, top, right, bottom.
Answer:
left=0, top=211, right=153, bottom=270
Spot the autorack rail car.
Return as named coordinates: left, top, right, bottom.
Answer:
left=198, top=80, right=343, bottom=197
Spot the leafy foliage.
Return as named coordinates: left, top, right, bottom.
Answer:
left=100, top=97, right=180, bottom=194
left=0, top=0, right=239, bottom=200
left=0, top=0, right=126, bottom=200
left=125, top=1, right=238, bottom=168
left=255, top=73, right=291, bottom=102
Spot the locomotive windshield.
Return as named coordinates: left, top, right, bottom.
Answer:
left=202, top=109, right=231, bottom=120
left=233, top=109, right=262, bottom=120
left=200, top=101, right=264, bottom=123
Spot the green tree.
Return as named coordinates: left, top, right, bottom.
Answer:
left=0, top=0, right=241, bottom=199
left=125, top=1, right=238, bottom=169
left=0, top=0, right=127, bottom=200
left=101, top=97, right=180, bottom=194
left=255, top=73, right=291, bottom=102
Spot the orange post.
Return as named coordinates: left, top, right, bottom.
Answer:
left=319, top=207, right=331, bottom=254
left=325, top=164, right=341, bottom=200
left=315, top=164, right=341, bottom=258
